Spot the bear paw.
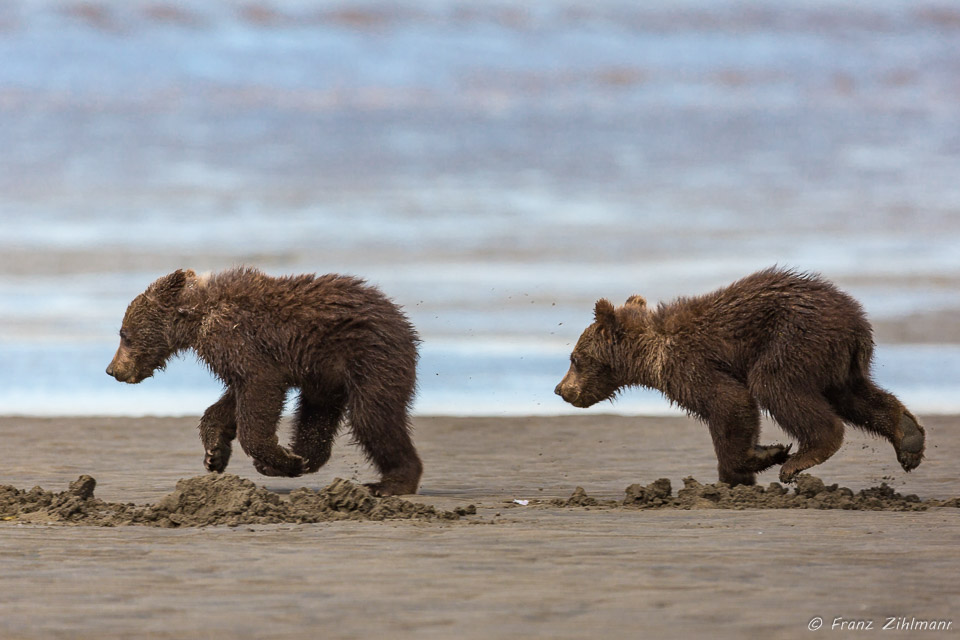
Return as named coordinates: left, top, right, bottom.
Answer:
left=365, top=479, right=419, bottom=497
left=204, top=446, right=232, bottom=473
left=778, top=462, right=802, bottom=484
left=895, top=413, right=925, bottom=472
left=299, top=457, right=325, bottom=475
left=252, top=451, right=305, bottom=478
left=740, top=443, right=793, bottom=473
left=897, top=450, right=923, bottom=473
left=765, top=443, right=793, bottom=466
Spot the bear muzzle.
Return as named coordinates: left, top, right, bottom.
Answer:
left=555, top=379, right=586, bottom=407
left=106, top=346, right=146, bottom=384
left=556, top=375, right=612, bottom=408
left=106, top=362, right=139, bottom=384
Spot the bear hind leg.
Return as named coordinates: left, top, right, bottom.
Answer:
left=756, top=388, right=845, bottom=484
left=347, top=392, right=422, bottom=496
left=826, top=376, right=925, bottom=472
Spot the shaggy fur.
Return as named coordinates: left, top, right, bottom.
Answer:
left=106, top=267, right=423, bottom=496
left=555, top=268, right=926, bottom=486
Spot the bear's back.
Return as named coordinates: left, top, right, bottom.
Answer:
left=194, top=268, right=419, bottom=386
left=203, top=268, right=403, bottom=323
left=711, top=268, right=868, bottom=335
left=653, top=268, right=871, bottom=378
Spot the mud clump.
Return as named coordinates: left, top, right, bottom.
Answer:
left=0, top=475, right=125, bottom=524
left=0, top=474, right=473, bottom=527
left=554, top=475, right=959, bottom=511
left=624, top=478, right=673, bottom=507
left=564, top=487, right=601, bottom=507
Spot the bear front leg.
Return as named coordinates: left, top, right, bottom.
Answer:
left=235, top=380, right=305, bottom=477
left=698, top=377, right=776, bottom=487
left=198, top=388, right=238, bottom=473
left=291, top=393, right=346, bottom=474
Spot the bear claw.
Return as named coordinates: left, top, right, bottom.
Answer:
left=204, top=447, right=230, bottom=473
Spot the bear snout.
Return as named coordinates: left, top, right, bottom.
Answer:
left=106, top=346, right=143, bottom=383
left=105, top=361, right=133, bottom=383
left=555, top=375, right=581, bottom=405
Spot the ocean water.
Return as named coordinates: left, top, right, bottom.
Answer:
left=1, top=0, right=959, bottom=416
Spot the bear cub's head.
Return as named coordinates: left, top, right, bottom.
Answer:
left=555, top=295, right=647, bottom=408
left=106, top=269, right=196, bottom=384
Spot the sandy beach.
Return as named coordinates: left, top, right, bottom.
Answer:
left=1, top=413, right=957, bottom=639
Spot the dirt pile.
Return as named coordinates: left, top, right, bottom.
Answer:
left=0, top=475, right=108, bottom=524
left=4, top=473, right=956, bottom=527
left=555, top=475, right=960, bottom=511
left=0, top=474, right=475, bottom=527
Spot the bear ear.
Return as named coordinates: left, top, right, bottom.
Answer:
left=594, top=298, right=618, bottom=338
left=153, top=269, right=189, bottom=303
left=625, top=295, right=647, bottom=310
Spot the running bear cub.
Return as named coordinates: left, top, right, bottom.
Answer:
left=106, top=267, right=423, bottom=496
left=555, top=268, right=925, bottom=486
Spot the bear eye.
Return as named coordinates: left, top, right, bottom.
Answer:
left=119, top=329, right=129, bottom=342
left=570, top=356, right=580, bottom=369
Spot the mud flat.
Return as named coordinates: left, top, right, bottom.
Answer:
left=1, top=414, right=958, bottom=639
left=0, top=474, right=473, bottom=527
left=2, top=471, right=955, bottom=528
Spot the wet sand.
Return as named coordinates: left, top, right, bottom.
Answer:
left=1, top=414, right=958, bottom=639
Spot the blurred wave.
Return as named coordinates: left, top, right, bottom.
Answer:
left=1, top=0, right=959, bottom=414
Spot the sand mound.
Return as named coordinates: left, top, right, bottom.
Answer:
left=554, top=474, right=960, bottom=511
left=0, top=474, right=474, bottom=527
left=4, top=473, right=956, bottom=526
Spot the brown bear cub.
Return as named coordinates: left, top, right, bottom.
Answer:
left=555, top=267, right=925, bottom=486
left=106, top=267, right=423, bottom=496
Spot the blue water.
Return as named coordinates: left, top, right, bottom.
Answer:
left=2, top=340, right=960, bottom=417
left=1, top=1, right=959, bottom=415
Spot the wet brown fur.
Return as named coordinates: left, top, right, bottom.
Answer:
left=555, top=268, right=926, bottom=486
left=106, top=267, right=423, bottom=495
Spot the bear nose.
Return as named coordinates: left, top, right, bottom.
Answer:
left=106, top=363, right=114, bottom=377
left=554, top=383, right=562, bottom=397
